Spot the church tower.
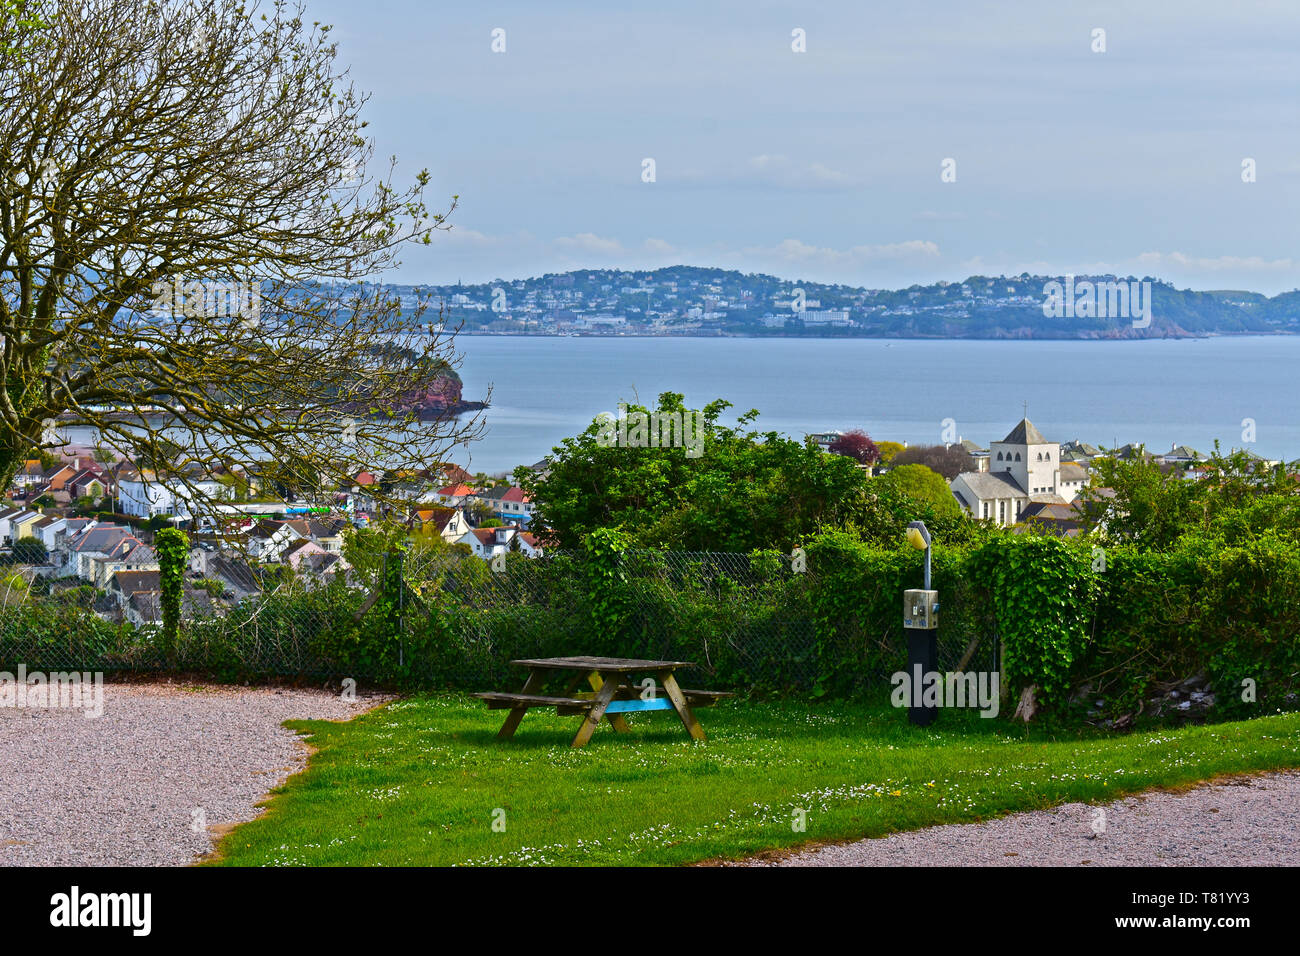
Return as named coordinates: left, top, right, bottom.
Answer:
left=987, top=419, right=1061, bottom=497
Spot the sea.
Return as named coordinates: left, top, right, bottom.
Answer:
left=55, top=335, right=1300, bottom=477
left=448, top=335, right=1300, bottom=475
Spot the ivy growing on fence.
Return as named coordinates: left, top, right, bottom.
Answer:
left=968, top=535, right=1098, bottom=709
left=154, top=527, right=189, bottom=662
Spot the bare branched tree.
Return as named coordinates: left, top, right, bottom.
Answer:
left=0, top=0, right=481, bottom=514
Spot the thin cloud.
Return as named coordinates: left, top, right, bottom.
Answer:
left=674, top=154, right=860, bottom=191
left=743, top=238, right=941, bottom=266
left=1133, top=252, right=1296, bottom=275
left=553, top=233, right=625, bottom=256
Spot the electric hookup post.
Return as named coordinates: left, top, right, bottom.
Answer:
left=904, top=520, right=939, bottom=726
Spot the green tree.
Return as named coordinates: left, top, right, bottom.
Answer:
left=341, top=522, right=409, bottom=587
left=0, top=1, right=48, bottom=61
left=0, top=0, right=471, bottom=507
left=1079, top=451, right=1198, bottom=549
left=1080, top=443, right=1300, bottom=550
left=192, top=578, right=225, bottom=599
left=11, top=535, right=46, bottom=563
left=879, top=463, right=961, bottom=519
left=876, top=440, right=905, bottom=465
left=0, top=569, right=28, bottom=604
left=518, top=392, right=869, bottom=552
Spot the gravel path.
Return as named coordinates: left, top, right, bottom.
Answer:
left=739, top=770, right=1300, bottom=866
left=0, top=680, right=389, bottom=866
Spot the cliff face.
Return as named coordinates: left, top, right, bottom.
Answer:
left=397, top=373, right=462, bottom=412
left=392, top=369, right=487, bottom=417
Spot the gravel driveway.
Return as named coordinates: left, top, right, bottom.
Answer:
left=0, top=680, right=388, bottom=866
left=738, top=770, right=1300, bottom=866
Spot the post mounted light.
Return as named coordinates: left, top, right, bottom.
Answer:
left=903, top=520, right=939, bottom=726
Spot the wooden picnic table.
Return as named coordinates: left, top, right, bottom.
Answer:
left=474, top=656, right=733, bottom=748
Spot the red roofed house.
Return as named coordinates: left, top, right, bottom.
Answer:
left=43, top=463, right=79, bottom=494
left=474, top=485, right=535, bottom=526
left=435, top=483, right=477, bottom=507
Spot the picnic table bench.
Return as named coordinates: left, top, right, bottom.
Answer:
left=474, top=656, right=734, bottom=748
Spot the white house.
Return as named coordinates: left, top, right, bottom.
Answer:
left=33, top=515, right=67, bottom=551
left=261, top=520, right=309, bottom=563
left=10, top=461, right=46, bottom=492
left=988, top=419, right=1061, bottom=497
left=65, top=524, right=138, bottom=580
left=1159, top=444, right=1206, bottom=466
left=949, top=471, right=1032, bottom=527
left=806, top=431, right=844, bottom=453
left=7, top=510, right=43, bottom=544
left=0, top=507, right=29, bottom=543
left=49, top=518, right=96, bottom=573
left=434, top=483, right=477, bottom=507
left=89, top=541, right=157, bottom=588
left=455, top=526, right=544, bottom=560
left=118, top=469, right=224, bottom=519
left=411, top=507, right=472, bottom=544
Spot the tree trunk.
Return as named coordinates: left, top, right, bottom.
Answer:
left=1013, top=684, right=1039, bottom=722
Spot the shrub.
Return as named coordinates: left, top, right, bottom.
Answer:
left=11, top=537, right=47, bottom=564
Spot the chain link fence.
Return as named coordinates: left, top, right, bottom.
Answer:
left=0, top=547, right=998, bottom=693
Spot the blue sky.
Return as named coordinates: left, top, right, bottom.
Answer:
left=309, top=0, right=1299, bottom=293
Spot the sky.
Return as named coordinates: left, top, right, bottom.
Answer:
left=308, top=0, right=1300, bottom=293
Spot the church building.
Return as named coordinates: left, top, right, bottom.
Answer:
left=949, top=419, right=1089, bottom=526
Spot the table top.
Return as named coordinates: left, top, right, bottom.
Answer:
left=510, top=656, right=696, bottom=673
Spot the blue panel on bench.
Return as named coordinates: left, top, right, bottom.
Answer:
left=605, top=698, right=674, bottom=713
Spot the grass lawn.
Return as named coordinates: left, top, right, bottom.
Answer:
left=210, top=694, right=1300, bottom=866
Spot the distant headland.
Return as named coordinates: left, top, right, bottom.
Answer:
left=384, top=266, right=1300, bottom=340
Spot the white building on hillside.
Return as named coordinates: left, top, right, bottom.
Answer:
left=117, top=470, right=224, bottom=519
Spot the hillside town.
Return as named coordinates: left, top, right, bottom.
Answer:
left=0, top=450, right=547, bottom=625
left=412, top=266, right=1300, bottom=339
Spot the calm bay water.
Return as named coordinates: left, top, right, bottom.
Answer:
left=53, top=335, right=1300, bottom=476
left=450, top=335, right=1300, bottom=475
